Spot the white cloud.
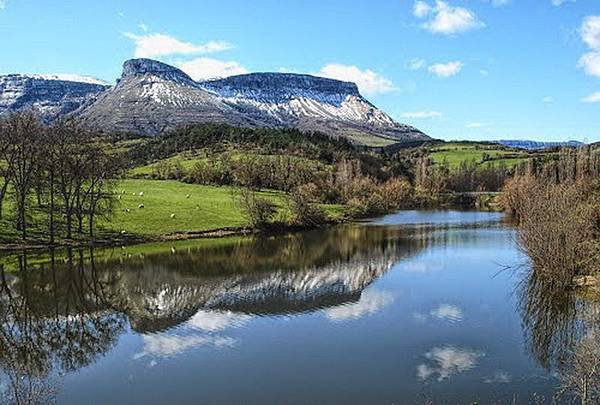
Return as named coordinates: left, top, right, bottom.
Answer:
left=551, top=0, right=575, bottom=5
left=417, top=346, right=484, bottom=381
left=428, top=61, right=464, bottom=77
left=324, top=290, right=394, bottom=321
left=578, top=16, right=600, bottom=77
left=415, top=1, right=485, bottom=35
left=408, top=58, right=427, bottom=71
left=466, top=122, right=492, bottom=128
left=413, top=1, right=432, bottom=18
left=316, top=64, right=395, bottom=96
left=581, top=16, right=600, bottom=50
left=123, top=32, right=233, bottom=58
left=579, top=51, right=600, bottom=77
left=138, top=22, right=149, bottom=32
left=430, top=304, right=464, bottom=322
left=542, top=96, right=554, bottom=103
left=178, top=57, right=248, bottom=81
left=581, top=91, right=600, bottom=103
left=402, top=111, right=443, bottom=119
left=479, top=69, right=489, bottom=76
left=0, top=0, right=6, bottom=9
left=490, top=0, right=510, bottom=6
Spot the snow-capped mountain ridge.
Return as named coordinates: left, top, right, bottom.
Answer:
left=202, top=72, right=361, bottom=104
left=1, top=58, right=430, bottom=144
left=0, top=74, right=109, bottom=119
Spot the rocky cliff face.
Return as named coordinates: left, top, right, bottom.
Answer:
left=1, top=59, right=430, bottom=144
left=0, top=74, right=109, bottom=120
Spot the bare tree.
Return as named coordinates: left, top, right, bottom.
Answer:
left=3, top=112, right=44, bottom=239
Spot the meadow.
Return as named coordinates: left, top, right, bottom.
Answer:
left=427, top=142, right=531, bottom=168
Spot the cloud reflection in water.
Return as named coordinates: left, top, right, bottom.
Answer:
left=324, top=289, right=394, bottom=321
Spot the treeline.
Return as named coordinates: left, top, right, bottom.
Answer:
left=126, top=123, right=357, bottom=166
left=413, top=157, right=511, bottom=196
left=500, top=145, right=600, bottom=281
left=128, top=123, right=414, bottom=180
left=514, top=145, right=600, bottom=182
left=0, top=112, right=121, bottom=242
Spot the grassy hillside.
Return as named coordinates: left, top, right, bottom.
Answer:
left=427, top=142, right=531, bottom=168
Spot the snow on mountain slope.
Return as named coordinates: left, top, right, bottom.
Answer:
left=200, top=72, right=427, bottom=143
left=78, top=59, right=270, bottom=135
left=0, top=74, right=109, bottom=119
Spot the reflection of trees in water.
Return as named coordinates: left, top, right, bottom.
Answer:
left=0, top=250, right=126, bottom=404
left=519, top=272, right=599, bottom=403
left=0, top=224, right=429, bottom=402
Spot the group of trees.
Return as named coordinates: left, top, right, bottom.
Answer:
left=0, top=112, right=121, bottom=242
left=514, top=145, right=600, bottom=183
left=131, top=124, right=419, bottom=220
left=126, top=123, right=358, bottom=167
left=500, top=146, right=600, bottom=280
left=413, top=157, right=511, bottom=196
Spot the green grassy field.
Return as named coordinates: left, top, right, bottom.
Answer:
left=0, top=178, right=343, bottom=244
left=107, top=179, right=343, bottom=236
left=106, top=179, right=284, bottom=236
left=428, top=142, right=530, bottom=168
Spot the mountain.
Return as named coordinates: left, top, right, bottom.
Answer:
left=0, top=74, right=109, bottom=120
left=201, top=72, right=425, bottom=144
left=495, top=139, right=584, bottom=150
left=0, top=58, right=429, bottom=145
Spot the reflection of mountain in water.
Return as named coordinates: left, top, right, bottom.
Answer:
left=0, top=224, right=426, bottom=395
left=95, top=226, right=426, bottom=332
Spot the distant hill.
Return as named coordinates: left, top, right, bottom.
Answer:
left=494, top=140, right=584, bottom=150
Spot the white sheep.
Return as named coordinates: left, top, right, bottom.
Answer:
left=170, top=213, right=176, bottom=218
left=138, top=204, right=144, bottom=209
left=139, top=192, right=144, bottom=196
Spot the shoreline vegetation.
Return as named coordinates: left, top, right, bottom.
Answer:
left=499, top=147, right=600, bottom=294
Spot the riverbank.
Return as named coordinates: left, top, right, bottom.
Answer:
left=0, top=178, right=500, bottom=252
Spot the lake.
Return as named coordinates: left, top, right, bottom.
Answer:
left=0, top=210, right=596, bottom=404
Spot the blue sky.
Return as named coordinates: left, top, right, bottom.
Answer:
left=0, top=0, right=599, bottom=141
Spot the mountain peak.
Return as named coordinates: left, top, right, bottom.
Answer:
left=121, top=58, right=195, bottom=85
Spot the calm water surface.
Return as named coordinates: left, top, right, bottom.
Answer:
left=0, top=210, right=596, bottom=404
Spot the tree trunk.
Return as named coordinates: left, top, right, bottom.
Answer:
left=49, top=171, right=55, bottom=245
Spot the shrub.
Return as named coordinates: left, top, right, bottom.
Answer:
left=237, top=189, right=277, bottom=229
left=288, top=187, right=328, bottom=227
left=498, top=175, right=537, bottom=220
left=502, top=177, right=600, bottom=279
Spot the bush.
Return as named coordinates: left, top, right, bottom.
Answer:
left=498, top=175, right=537, bottom=220
left=501, top=177, right=600, bottom=279
left=288, top=187, right=328, bottom=227
left=237, top=189, right=277, bottom=229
